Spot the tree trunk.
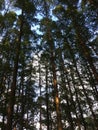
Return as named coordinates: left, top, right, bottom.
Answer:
left=42, top=0, right=63, bottom=129
left=51, top=49, right=63, bottom=130
left=45, top=66, right=50, bottom=130
left=20, top=70, right=25, bottom=130
left=39, top=63, right=42, bottom=130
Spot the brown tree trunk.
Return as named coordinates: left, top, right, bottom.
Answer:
left=45, top=66, right=50, bottom=130
left=42, top=0, right=63, bottom=129
left=20, top=70, right=25, bottom=130
left=50, top=45, right=62, bottom=130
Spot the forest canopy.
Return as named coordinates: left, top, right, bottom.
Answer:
left=0, top=0, right=98, bottom=130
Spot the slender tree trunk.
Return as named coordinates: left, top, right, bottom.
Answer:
left=49, top=77, right=54, bottom=130
left=0, top=76, right=6, bottom=130
left=6, top=10, right=24, bottom=130
left=50, top=49, right=63, bottom=130
left=45, top=66, right=50, bottom=130
left=0, top=74, right=5, bottom=95
left=39, top=63, right=42, bottom=130
left=20, top=70, right=25, bottom=130
left=42, top=1, right=63, bottom=129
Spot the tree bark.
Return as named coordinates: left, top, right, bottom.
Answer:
left=45, top=66, right=50, bottom=130
left=42, top=0, right=63, bottom=129
left=51, top=53, right=62, bottom=130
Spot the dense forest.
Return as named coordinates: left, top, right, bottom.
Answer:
left=0, top=0, right=98, bottom=130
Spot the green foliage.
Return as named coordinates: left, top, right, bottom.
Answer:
left=0, top=0, right=4, bottom=10
left=4, top=11, right=16, bottom=25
